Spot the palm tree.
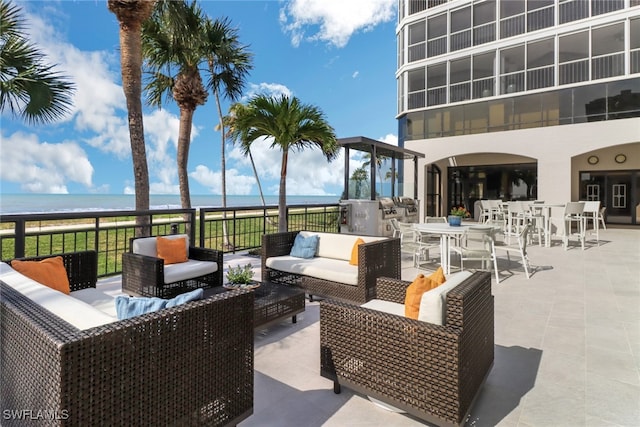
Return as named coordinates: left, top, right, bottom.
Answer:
left=351, top=166, right=369, bottom=199
left=142, top=0, right=208, bottom=210
left=221, top=103, right=266, bottom=206
left=107, top=0, right=155, bottom=237
left=0, top=0, right=75, bottom=124
left=362, top=152, right=387, bottom=197
left=230, top=94, right=339, bottom=232
left=202, top=17, right=252, bottom=249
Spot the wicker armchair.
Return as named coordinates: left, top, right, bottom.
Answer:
left=261, top=231, right=401, bottom=304
left=1, top=251, right=254, bottom=427
left=122, top=235, right=223, bottom=298
left=320, top=272, right=494, bottom=427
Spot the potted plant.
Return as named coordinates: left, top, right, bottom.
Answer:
left=226, top=263, right=257, bottom=288
left=448, top=206, right=470, bottom=226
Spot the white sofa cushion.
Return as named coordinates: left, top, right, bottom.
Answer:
left=72, top=287, right=120, bottom=318
left=361, top=299, right=405, bottom=317
left=265, top=255, right=359, bottom=286
left=163, top=259, right=218, bottom=284
left=0, top=263, right=117, bottom=330
left=299, top=231, right=383, bottom=261
left=418, top=270, right=473, bottom=325
left=132, top=234, right=190, bottom=258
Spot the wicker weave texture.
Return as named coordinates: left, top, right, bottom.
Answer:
left=1, top=252, right=254, bottom=426
left=320, top=272, right=494, bottom=427
left=122, top=238, right=223, bottom=298
left=261, top=231, right=401, bottom=304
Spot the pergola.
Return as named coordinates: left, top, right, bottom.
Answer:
left=338, top=136, right=425, bottom=201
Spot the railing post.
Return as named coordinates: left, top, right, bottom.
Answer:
left=189, top=209, right=196, bottom=246
left=199, top=209, right=206, bottom=248
left=14, top=219, right=25, bottom=258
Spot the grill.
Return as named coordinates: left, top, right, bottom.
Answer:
left=378, top=198, right=401, bottom=219
left=393, top=197, right=419, bottom=223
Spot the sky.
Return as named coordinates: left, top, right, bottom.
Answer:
left=0, top=0, right=400, bottom=197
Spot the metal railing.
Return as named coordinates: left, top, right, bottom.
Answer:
left=0, top=203, right=339, bottom=277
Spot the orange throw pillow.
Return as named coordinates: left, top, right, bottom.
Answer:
left=404, top=267, right=447, bottom=319
left=12, top=256, right=71, bottom=295
left=157, top=236, right=188, bottom=265
left=349, top=238, right=365, bottom=266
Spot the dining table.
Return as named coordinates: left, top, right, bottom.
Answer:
left=414, top=222, right=499, bottom=274
left=528, top=203, right=566, bottom=247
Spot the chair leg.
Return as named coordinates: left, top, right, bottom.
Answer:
left=492, top=254, right=500, bottom=284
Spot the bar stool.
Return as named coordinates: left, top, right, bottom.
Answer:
left=562, top=202, right=586, bottom=250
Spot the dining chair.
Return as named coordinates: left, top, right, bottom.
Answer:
left=598, top=206, right=607, bottom=230
left=450, top=226, right=499, bottom=283
left=397, top=222, right=434, bottom=268
left=580, top=200, right=601, bottom=244
left=478, top=200, right=492, bottom=224
left=389, top=218, right=401, bottom=238
left=493, top=223, right=531, bottom=280
left=562, top=202, right=586, bottom=250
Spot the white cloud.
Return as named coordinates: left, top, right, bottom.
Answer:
left=0, top=131, right=93, bottom=193
left=190, top=165, right=258, bottom=195
left=245, top=83, right=293, bottom=100
left=280, top=0, right=396, bottom=48
left=379, top=133, right=398, bottom=146
left=352, top=71, right=359, bottom=78
left=228, top=136, right=344, bottom=196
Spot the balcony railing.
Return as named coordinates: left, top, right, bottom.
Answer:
left=0, top=203, right=339, bottom=277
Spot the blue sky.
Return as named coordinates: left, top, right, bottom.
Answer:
left=1, top=0, right=399, bottom=197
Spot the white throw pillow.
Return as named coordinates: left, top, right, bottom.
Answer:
left=417, top=271, right=473, bottom=325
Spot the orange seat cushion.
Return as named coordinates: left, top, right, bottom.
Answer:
left=404, top=267, right=446, bottom=319
left=157, top=236, right=188, bottom=265
left=11, top=256, right=71, bottom=294
left=349, top=238, right=365, bottom=266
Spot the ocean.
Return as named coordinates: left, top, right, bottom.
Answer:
left=0, top=194, right=340, bottom=215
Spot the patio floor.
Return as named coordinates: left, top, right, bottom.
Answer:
left=98, top=226, right=640, bottom=426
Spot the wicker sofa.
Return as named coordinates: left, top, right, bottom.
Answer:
left=261, top=231, right=401, bottom=304
left=1, top=251, right=254, bottom=426
left=320, top=271, right=494, bottom=427
left=122, top=234, right=223, bottom=298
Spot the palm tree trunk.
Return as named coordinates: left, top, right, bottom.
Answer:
left=177, top=108, right=193, bottom=234
left=214, top=87, right=232, bottom=249
left=278, top=150, right=288, bottom=232
left=249, top=150, right=266, bottom=206
left=111, top=1, right=153, bottom=237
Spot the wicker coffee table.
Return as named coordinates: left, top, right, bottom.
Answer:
left=207, top=281, right=305, bottom=329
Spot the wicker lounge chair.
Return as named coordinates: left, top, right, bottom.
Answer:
left=1, top=251, right=254, bottom=426
left=122, top=234, right=223, bottom=298
left=320, top=272, right=494, bottom=427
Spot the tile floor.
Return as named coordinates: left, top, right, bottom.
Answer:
left=99, top=226, right=640, bottom=426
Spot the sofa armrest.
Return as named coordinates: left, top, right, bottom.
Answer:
left=121, top=252, right=164, bottom=296
left=9, top=251, right=98, bottom=292
left=1, top=283, right=254, bottom=426
left=188, top=246, right=223, bottom=287
left=358, top=238, right=401, bottom=301
left=374, top=276, right=410, bottom=304
left=261, top=231, right=299, bottom=280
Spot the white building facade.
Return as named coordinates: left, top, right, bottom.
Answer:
left=396, top=0, right=640, bottom=224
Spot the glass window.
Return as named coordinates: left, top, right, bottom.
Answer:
left=574, top=83, right=607, bottom=122
left=406, top=112, right=426, bottom=139
left=501, top=45, right=525, bottom=73
left=450, top=57, right=471, bottom=84
left=513, top=94, right=542, bottom=128
left=409, top=20, right=426, bottom=45
left=527, top=0, right=554, bottom=11
left=408, top=68, right=426, bottom=92
left=474, top=0, right=496, bottom=25
left=527, top=38, right=554, bottom=68
left=451, top=7, right=471, bottom=32
left=427, top=13, right=447, bottom=39
left=607, top=79, right=640, bottom=119
left=559, top=31, right=588, bottom=62
left=500, top=0, right=524, bottom=18
left=427, top=63, right=446, bottom=88
left=474, top=52, right=495, bottom=79
left=592, top=23, right=624, bottom=56
left=631, top=18, right=640, bottom=50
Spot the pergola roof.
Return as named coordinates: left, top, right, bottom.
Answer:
left=338, top=136, right=425, bottom=160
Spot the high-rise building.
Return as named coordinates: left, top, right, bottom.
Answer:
left=397, top=0, right=640, bottom=224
